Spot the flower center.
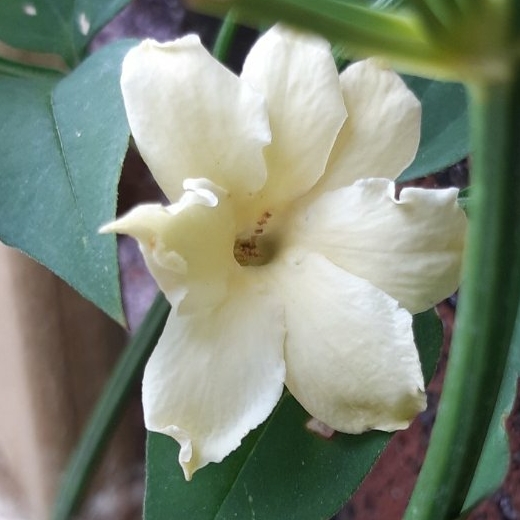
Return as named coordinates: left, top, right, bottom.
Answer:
left=233, top=211, right=275, bottom=267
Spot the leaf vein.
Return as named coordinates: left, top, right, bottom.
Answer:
left=49, top=89, right=86, bottom=233
left=213, top=392, right=291, bottom=520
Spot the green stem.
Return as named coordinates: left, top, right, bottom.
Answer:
left=455, top=0, right=485, bottom=16
left=407, top=0, right=446, bottom=34
left=202, top=0, right=438, bottom=61
left=51, top=293, right=170, bottom=520
left=423, top=0, right=462, bottom=22
left=404, top=67, right=520, bottom=520
left=212, top=10, right=239, bottom=61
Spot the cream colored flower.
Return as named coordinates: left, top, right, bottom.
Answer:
left=101, top=25, right=466, bottom=480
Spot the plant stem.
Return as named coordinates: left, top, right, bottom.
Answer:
left=51, top=293, right=170, bottom=520
left=201, top=0, right=437, bottom=62
left=423, top=0, right=462, bottom=22
left=404, top=66, right=520, bottom=520
left=407, top=0, right=446, bottom=34
left=455, top=0, right=485, bottom=16
left=212, top=10, right=238, bottom=61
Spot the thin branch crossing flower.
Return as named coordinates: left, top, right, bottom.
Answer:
left=101, top=25, right=466, bottom=479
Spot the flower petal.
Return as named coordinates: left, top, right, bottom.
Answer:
left=241, top=25, right=346, bottom=208
left=121, top=37, right=271, bottom=202
left=271, top=250, right=425, bottom=433
left=288, top=179, right=466, bottom=314
left=142, top=272, right=286, bottom=479
left=100, top=179, right=237, bottom=312
left=317, top=59, right=421, bottom=193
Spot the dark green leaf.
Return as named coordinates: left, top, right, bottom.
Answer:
left=72, top=0, right=136, bottom=54
left=0, top=0, right=132, bottom=66
left=0, top=39, right=136, bottom=324
left=144, top=310, right=443, bottom=520
left=146, top=397, right=389, bottom=520
left=457, top=187, right=470, bottom=212
left=414, top=307, right=444, bottom=383
left=398, top=77, right=469, bottom=182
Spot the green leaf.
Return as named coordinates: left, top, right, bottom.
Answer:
left=458, top=187, right=470, bottom=212
left=146, top=398, right=389, bottom=520
left=0, top=0, right=132, bottom=66
left=398, top=77, right=469, bottom=182
left=0, top=39, right=136, bottom=324
left=144, top=310, right=443, bottom=520
left=462, top=308, right=520, bottom=511
left=414, top=307, right=444, bottom=383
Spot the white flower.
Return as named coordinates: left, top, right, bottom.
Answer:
left=101, top=25, right=466, bottom=480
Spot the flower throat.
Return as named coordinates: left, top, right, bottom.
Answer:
left=233, top=211, right=275, bottom=266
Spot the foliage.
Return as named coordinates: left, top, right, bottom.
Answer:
left=399, top=76, right=468, bottom=182
left=0, top=0, right=132, bottom=66
left=0, top=2, right=134, bottom=323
